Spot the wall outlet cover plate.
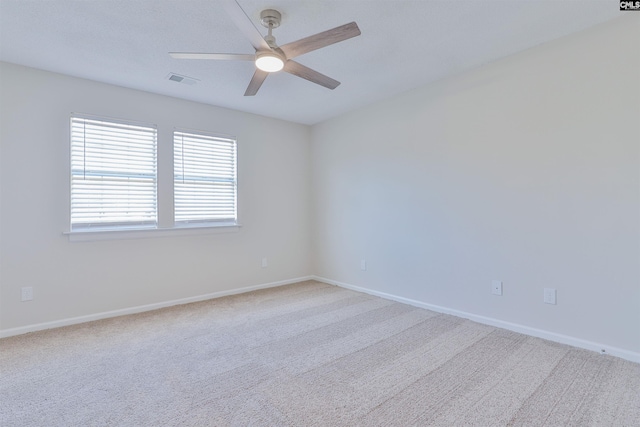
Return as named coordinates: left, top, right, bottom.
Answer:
left=544, top=288, right=557, bottom=305
left=491, top=280, right=503, bottom=296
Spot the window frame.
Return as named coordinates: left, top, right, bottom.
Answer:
left=69, top=114, right=158, bottom=232
left=173, top=128, right=238, bottom=228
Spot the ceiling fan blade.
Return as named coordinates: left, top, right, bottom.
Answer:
left=283, top=61, right=340, bottom=90
left=170, top=52, right=254, bottom=61
left=244, top=69, right=269, bottom=96
left=222, top=0, right=270, bottom=52
left=280, top=22, right=361, bottom=59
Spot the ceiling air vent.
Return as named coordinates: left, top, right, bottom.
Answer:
left=166, top=73, right=199, bottom=86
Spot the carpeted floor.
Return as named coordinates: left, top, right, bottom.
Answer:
left=1, top=280, right=639, bottom=426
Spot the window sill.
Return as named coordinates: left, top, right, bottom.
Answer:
left=64, top=223, right=242, bottom=242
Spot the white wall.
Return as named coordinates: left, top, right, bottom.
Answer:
left=0, top=62, right=311, bottom=331
left=311, top=16, right=640, bottom=356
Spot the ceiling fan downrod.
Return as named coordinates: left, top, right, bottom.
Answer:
left=260, top=9, right=281, bottom=48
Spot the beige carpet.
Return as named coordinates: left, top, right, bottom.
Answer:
left=1, top=280, right=639, bottom=426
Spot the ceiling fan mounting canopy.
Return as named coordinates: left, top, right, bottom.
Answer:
left=260, top=9, right=281, bottom=29
left=169, top=0, right=361, bottom=96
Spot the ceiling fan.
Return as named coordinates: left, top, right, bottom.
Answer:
left=169, top=0, right=361, bottom=96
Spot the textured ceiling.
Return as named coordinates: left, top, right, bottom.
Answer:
left=0, top=1, right=622, bottom=125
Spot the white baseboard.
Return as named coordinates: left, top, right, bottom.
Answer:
left=313, top=276, right=640, bottom=364
left=0, top=276, right=314, bottom=339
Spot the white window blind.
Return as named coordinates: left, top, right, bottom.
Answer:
left=174, top=130, right=237, bottom=225
left=70, top=116, right=157, bottom=230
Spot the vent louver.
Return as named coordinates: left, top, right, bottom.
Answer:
left=166, top=73, right=199, bottom=85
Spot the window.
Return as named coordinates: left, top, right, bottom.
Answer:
left=70, top=115, right=157, bottom=230
left=68, top=115, right=238, bottom=239
left=174, top=130, right=237, bottom=225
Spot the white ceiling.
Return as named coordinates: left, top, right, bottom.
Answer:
left=0, top=1, right=622, bottom=125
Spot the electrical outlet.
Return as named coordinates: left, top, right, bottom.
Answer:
left=360, top=259, right=367, bottom=271
left=21, top=286, right=33, bottom=301
left=544, top=288, right=556, bottom=305
left=491, top=280, right=503, bottom=296
left=261, top=257, right=268, bottom=268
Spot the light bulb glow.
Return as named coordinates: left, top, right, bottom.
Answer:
left=255, top=54, right=284, bottom=72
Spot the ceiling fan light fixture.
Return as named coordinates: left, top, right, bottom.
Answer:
left=255, top=53, right=284, bottom=72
